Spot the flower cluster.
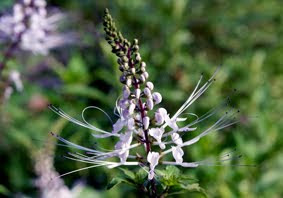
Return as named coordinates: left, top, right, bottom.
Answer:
left=0, top=0, right=72, bottom=55
left=49, top=9, right=242, bottom=182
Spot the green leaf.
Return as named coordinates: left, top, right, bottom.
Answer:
left=107, top=173, right=136, bottom=190
left=119, top=168, right=135, bottom=180
left=158, top=166, right=182, bottom=186
left=181, top=183, right=208, bottom=197
left=135, top=168, right=148, bottom=184
left=107, top=177, right=124, bottom=190
left=56, top=54, right=89, bottom=84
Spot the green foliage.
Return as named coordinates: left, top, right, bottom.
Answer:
left=157, top=166, right=207, bottom=197
left=0, top=0, right=283, bottom=197
left=106, top=166, right=206, bottom=197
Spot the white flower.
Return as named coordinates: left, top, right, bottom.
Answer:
left=115, top=131, right=133, bottom=163
left=165, top=115, right=179, bottom=131
left=171, top=133, right=183, bottom=145
left=147, top=152, right=160, bottom=180
left=149, top=128, right=165, bottom=149
left=127, top=118, right=135, bottom=130
left=155, top=108, right=167, bottom=125
left=172, top=146, right=184, bottom=164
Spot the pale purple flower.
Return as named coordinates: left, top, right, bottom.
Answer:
left=172, top=146, right=184, bottom=164
left=149, top=128, right=165, bottom=149
left=0, top=0, right=74, bottom=55
left=147, top=152, right=160, bottom=180
left=115, top=131, right=133, bottom=163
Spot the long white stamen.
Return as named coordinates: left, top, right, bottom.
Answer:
left=49, top=105, right=118, bottom=136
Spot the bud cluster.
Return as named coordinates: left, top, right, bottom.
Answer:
left=104, top=9, right=163, bottom=159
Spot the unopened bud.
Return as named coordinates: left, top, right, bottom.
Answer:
left=152, top=92, right=162, bottom=104
left=141, top=66, right=146, bottom=73
left=131, top=68, right=136, bottom=74
left=124, top=62, right=129, bottom=69
left=136, top=53, right=141, bottom=62
left=120, top=75, right=126, bottom=84
left=129, top=102, right=136, bottom=115
left=141, top=62, right=146, bottom=67
left=135, top=89, right=141, bottom=98
left=126, top=78, right=132, bottom=87
left=146, top=82, right=154, bottom=90
left=122, top=56, right=128, bottom=63
left=143, top=72, right=149, bottom=79
left=133, top=38, right=138, bottom=45
left=133, top=45, right=139, bottom=51
left=139, top=75, right=145, bottom=83
left=143, top=117, right=150, bottom=130
left=146, top=99, right=154, bottom=110
left=143, top=87, right=151, bottom=97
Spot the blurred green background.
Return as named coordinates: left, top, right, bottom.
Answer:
left=0, top=0, right=282, bottom=197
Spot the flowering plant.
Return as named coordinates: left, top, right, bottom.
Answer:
left=49, top=9, right=246, bottom=197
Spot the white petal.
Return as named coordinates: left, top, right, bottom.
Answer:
left=123, top=86, right=131, bottom=98
left=172, top=146, right=184, bottom=164
left=155, top=112, right=164, bottom=125
left=127, top=118, right=135, bottom=130
left=147, top=152, right=160, bottom=180
left=165, top=116, right=178, bottom=131
left=112, top=119, right=124, bottom=133
left=171, top=133, right=183, bottom=145
left=129, top=103, right=136, bottom=115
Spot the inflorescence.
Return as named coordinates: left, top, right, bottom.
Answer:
left=49, top=9, right=245, bottom=184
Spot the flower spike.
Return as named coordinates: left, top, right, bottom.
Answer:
left=49, top=9, right=249, bottom=188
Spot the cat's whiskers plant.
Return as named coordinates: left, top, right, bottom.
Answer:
left=49, top=9, right=252, bottom=197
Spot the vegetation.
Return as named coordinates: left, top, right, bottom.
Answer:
left=0, top=0, right=282, bottom=197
